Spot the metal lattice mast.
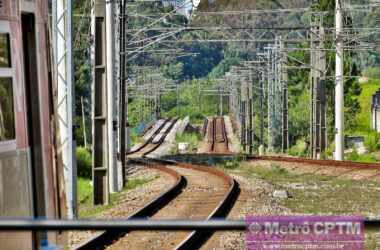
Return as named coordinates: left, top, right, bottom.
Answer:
left=274, top=37, right=283, bottom=150
left=53, top=0, right=77, bottom=219
left=280, top=39, right=289, bottom=152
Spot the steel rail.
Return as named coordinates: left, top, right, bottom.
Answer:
left=73, top=156, right=239, bottom=249
left=209, top=117, right=229, bottom=154
left=248, top=155, right=380, bottom=170
left=172, top=161, right=240, bottom=250
left=142, top=118, right=179, bottom=157
left=74, top=159, right=186, bottom=250
left=202, top=118, right=208, bottom=138
left=211, top=117, right=217, bottom=152
left=137, top=158, right=240, bottom=250
left=126, top=118, right=171, bottom=155
left=221, top=117, right=229, bottom=150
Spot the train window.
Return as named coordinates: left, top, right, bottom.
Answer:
left=0, top=33, right=10, bottom=67
left=0, top=77, right=15, bottom=141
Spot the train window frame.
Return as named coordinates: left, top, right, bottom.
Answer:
left=0, top=21, right=16, bottom=151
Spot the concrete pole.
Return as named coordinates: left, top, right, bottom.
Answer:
left=259, top=72, right=264, bottom=147
left=267, top=48, right=273, bottom=151
left=81, top=96, right=87, bottom=149
left=198, top=81, right=201, bottom=112
left=53, top=0, right=76, bottom=219
left=106, top=0, right=118, bottom=192
left=248, top=82, right=253, bottom=154
left=119, top=0, right=127, bottom=185
left=177, top=83, right=180, bottom=117
left=335, top=0, right=344, bottom=161
left=219, top=87, right=223, bottom=116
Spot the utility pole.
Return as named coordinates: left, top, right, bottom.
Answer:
left=219, top=86, right=223, bottom=116
left=92, top=0, right=109, bottom=205
left=119, top=0, right=127, bottom=185
left=106, top=0, right=119, bottom=193
left=335, top=0, right=344, bottom=160
left=267, top=47, right=274, bottom=151
left=176, top=83, right=180, bottom=117
left=259, top=70, right=265, bottom=147
left=198, top=80, right=201, bottom=112
left=280, top=39, right=289, bottom=153
left=310, top=14, right=327, bottom=159
left=81, top=96, right=87, bottom=149
left=53, top=0, right=76, bottom=219
left=241, top=80, right=246, bottom=151
left=248, top=79, right=253, bottom=154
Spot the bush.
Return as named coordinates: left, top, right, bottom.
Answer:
left=363, top=67, right=380, bottom=79
left=77, top=147, right=92, bottom=178
left=364, top=132, right=380, bottom=152
left=346, top=150, right=377, bottom=163
left=175, top=132, right=202, bottom=152
left=288, top=139, right=308, bottom=157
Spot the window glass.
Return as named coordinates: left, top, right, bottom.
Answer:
left=0, top=78, right=15, bottom=141
left=0, top=33, right=11, bottom=67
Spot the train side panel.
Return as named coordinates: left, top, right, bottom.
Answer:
left=0, top=0, right=63, bottom=249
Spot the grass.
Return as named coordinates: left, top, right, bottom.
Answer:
left=77, top=147, right=92, bottom=178
left=222, top=162, right=380, bottom=216
left=218, top=154, right=246, bottom=169
left=77, top=177, right=156, bottom=218
left=175, top=132, right=202, bottom=153
left=349, top=79, right=380, bottom=152
left=221, top=161, right=380, bottom=248
left=130, top=129, right=144, bottom=145
left=354, top=79, right=380, bottom=132
left=346, top=151, right=377, bottom=163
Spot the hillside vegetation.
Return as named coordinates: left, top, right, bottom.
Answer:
left=198, top=0, right=309, bottom=11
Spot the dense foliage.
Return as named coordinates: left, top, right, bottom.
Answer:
left=72, top=0, right=380, bottom=157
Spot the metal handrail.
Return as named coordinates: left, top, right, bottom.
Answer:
left=0, top=218, right=379, bottom=231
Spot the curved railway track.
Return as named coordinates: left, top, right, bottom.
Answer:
left=74, top=160, right=185, bottom=250
left=75, top=158, right=239, bottom=250
left=108, top=159, right=239, bottom=250
left=75, top=118, right=239, bottom=250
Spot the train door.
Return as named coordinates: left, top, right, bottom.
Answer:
left=22, top=13, right=47, bottom=248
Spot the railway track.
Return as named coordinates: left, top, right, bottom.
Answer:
left=74, top=160, right=185, bottom=250
left=75, top=158, right=239, bottom=250
left=208, top=117, right=229, bottom=154
left=249, top=155, right=380, bottom=170
left=127, top=118, right=178, bottom=158
left=249, top=155, right=380, bottom=179
left=75, top=118, right=239, bottom=249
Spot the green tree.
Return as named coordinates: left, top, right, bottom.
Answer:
left=312, top=0, right=362, bottom=134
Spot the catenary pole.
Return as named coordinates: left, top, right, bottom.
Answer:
left=53, top=0, right=77, bottom=219
left=335, top=0, right=344, bottom=160
left=106, top=0, right=118, bottom=192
